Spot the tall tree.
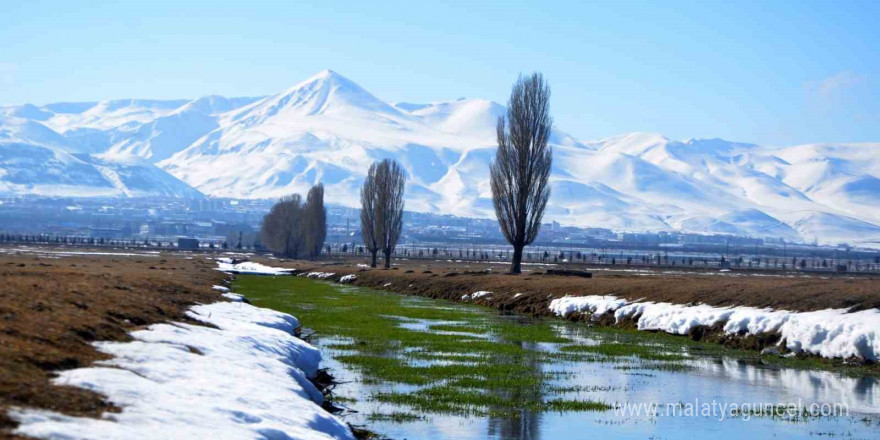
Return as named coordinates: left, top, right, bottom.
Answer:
left=376, top=159, right=406, bottom=269
left=261, top=194, right=304, bottom=258
left=360, top=159, right=406, bottom=268
left=360, top=164, right=381, bottom=267
left=303, top=183, right=327, bottom=259
left=490, top=73, right=553, bottom=274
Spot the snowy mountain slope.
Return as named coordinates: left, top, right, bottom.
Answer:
left=0, top=116, right=203, bottom=198
left=159, top=70, right=484, bottom=204
left=1, top=70, right=878, bottom=245
left=792, top=212, right=880, bottom=246
left=2, top=96, right=261, bottom=159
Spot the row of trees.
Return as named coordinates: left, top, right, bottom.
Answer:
left=261, top=184, right=327, bottom=259
left=261, top=159, right=407, bottom=268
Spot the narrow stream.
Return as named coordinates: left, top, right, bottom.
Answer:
left=239, top=276, right=880, bottom=440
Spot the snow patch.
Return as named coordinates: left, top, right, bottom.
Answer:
left=11, top=301, right=353, bottom=440
left=549, top=295, right=628, bottom=318
left=222, top=292, right=245, bottom=302
left=304, top=272, right=335, bottom=279
left=462, top=291, right=492, bottom=300
left=339, top=274, right=357, bottom=284
left=216, top=261, right=293, bottom=276
left=549, top=296, right=880, bottom=361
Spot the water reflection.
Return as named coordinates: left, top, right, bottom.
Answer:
left=486, top=340, right=541, bottom=440
left=310, top=285, right=880, bottom=439
left=696, top=358, right=880, bottom=413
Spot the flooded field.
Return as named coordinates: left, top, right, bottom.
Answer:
left=237, top=275, right=880, bottom=440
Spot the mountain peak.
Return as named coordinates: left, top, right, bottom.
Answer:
left=253, top=70, right=404, bottom=119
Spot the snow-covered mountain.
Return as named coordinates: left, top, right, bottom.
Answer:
left=2, top=70, right=878, bottom=246
left=0, top=114, right=203, bottom=198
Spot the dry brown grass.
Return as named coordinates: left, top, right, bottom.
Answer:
left=0, top=248, right=225, bottom=439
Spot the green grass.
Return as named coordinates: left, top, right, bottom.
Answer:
left=366, top=412, right=423, bottom=423
left=238, top=275, right=615, bottom=419
left=235, top=274, right=877, bottom=427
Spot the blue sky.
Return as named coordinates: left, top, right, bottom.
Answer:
left=1, top=0, right=878, bottom=145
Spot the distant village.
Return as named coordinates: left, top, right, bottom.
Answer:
left=1, top=196, right=878, bottom=271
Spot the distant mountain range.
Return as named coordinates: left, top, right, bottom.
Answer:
left=2, top=70, right=879, bottom=246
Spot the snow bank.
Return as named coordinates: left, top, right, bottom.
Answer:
left=216, top=260, right=293, bottom=276
left=550, top=296, right=880, bottom=361
left=339, top=274, right=357, bottom=284
left=211, top=285, right=230, bottom=292
left=549, top=295, right=627, bottom=318
left=221, top=292, right=245, bottom=302
left=615, top=302, right=736, bottom=335
left=12, top=301, right=353, bottom=440
left=305, top=272, right=335, bottom=279
left=462, top=291, right=492, bottom=300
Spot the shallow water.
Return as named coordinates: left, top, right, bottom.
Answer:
left=244, top=278, right=880, bottom=440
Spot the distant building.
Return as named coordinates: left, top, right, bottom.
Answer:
left=177, top=238, right=200, bottom=250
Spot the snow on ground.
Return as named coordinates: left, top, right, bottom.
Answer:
left=304, top=272, right=335, bottom=279
left=11, top=300, right=354, bottom=440
left=215, top=260, right=293, bottom=276
left=549, top=295, right=628, bottom=318
left=222, top=292, right=245, bottom=302
left=462, top=291, right=492, bottom=300
left=211, top=285, right=230, bottom=292
left=339, top=274, right=357, bottom=283
left=549, top=296, right=880, bottom=361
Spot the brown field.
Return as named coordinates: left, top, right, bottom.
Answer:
left=0, top=247, right=225, bottom=439
left=0, top=246, right=878, bottom=439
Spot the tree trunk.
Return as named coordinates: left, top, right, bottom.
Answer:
left=510, top=244, right=524, bottom=274
left=384, top=250, right=391, bottom=269
left=370, top=250, right=378, bottom=268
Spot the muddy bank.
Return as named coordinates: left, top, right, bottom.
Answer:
left=0, top=249, right=225, bottom=439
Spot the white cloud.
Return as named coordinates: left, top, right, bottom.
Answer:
left=804, top=71, right=865, bottom=100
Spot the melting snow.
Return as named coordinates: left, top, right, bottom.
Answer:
left=339, top=274, right=357, bottom=283
left=11, top=301, right=353, bottom=440
left=549, top=296, right=880, bottom=361
left=222, top=292, right=245, bottom=302
left=549, top=295, right=627, bottom=318
left=462, top=291, right=492, bottom=300
left=216, top=260, right=293, bottom=276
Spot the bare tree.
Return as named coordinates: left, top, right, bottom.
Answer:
left=490, top=73, right=553, bottom=274
left=360, top=164, right=381, bottom=267
left=361, top=159, right=406, bottom=268
left=376, top=159, right=405, bottom=269
left=261, top=194, right=304, bottom=258
left=303, top=183, right=327, bottom=259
